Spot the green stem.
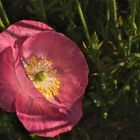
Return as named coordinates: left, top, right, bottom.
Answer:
left=0, top=18, right=5, bottom=31
left=110, top=0, right=118, bottom=27
left=130, top=0, right=137, bottom=26
left=127, top=0, right=138, bottom=56
left=0, top=0, right=10, bottom=26
left=136, top=0, right=140, bottom=32
left=106, top=0, right=110, bottom=27
left=75, top=0, right=91, bottom=45
left=131, top=0, right=138, bottom=35
left=109, top=0, right=124, bottom=56
left=129, top=0, right=137, bottom=37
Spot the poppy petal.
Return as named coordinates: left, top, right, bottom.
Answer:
left=21, top=31, right=88, bottom=107
left=0, top=20, right=53, bottom=52
left=15, top=93, right=82, bottom=137
left=0, top=46, right=44, bottom=112
left=0, top=47, right=21, bottom=111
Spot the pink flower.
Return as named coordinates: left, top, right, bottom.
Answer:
left=0, top=20, right=88, bottom=137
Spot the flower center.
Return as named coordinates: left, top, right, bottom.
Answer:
left=35, top=71, right=47, bottom=81
left=23, top=55, right=60, bottom=100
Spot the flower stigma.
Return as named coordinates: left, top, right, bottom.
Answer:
left=23, top=55, right=60, bottom=100
left=35, top=71, right=47, bottom=81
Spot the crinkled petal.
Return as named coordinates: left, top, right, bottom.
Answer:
left=0, top=46, right=44, bottom=112
left=0, top=20, right=53, bottom=52
left=21, top=31, right=88, bottom=107
left=15, top=93, right=82, bottom=137
left=0, top=47, right=21, bottom=111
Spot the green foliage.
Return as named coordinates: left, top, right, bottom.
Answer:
left=0, top=0, right=140, bottom=140
left=28, top=0, right=47, bottom=22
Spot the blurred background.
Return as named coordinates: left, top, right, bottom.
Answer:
left=0, top=0, right=140, bottom=140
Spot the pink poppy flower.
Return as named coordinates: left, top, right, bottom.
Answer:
left=0, top=20, right=88, bottom=137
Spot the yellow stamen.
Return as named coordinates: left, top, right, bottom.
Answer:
left=23, top=55, right=60, bottom=100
